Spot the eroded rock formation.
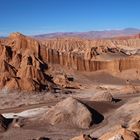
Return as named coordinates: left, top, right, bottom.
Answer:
left=0, top=32, right=140, bottom=91
left=0, top=33, right=56, bottom=91
left=91, top=92, right=114, bottom=102
left=99, top=126, right=139, bottom=140
left=39, top=97, right=103, bottom=129
left=42, top=37, right=140, bottom=72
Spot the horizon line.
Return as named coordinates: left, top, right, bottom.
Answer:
left=1, top=27, right=140, bottom=37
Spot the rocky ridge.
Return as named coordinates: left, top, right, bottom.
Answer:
left=0, top=32, right=140, bottom=91
left=0, top=33, right=57, bottom=91
left=43, top=37, right=140, bottom=72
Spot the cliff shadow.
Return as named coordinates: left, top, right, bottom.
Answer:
left=88, top=106, right=104, bottom=125
left=78, top=100, right=104, bottom=125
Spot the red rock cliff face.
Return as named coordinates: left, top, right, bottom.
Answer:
left=0, top=33, right=140, bottom=91
left=42, top=38, right=140, bottom=72
left=0, top=33, right=54, bottom=91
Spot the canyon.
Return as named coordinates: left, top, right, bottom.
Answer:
left=0, top=32, right=140, bottom=92
left=0, top=33, right=140, bottom=91
left=0, top=32, right=140, bottom=140
left=42, top=37, right=140, bottom=72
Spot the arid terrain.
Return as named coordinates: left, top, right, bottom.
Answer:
left=0, top=32, right=140, bottom=140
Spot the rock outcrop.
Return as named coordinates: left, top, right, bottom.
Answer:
left=42, top=37, right=140, bottom=72
left=0, top=32, right=140, bottom=91
left=99, top=127, right=139, bottom=140
left=91, top=92, right=114, bottom=102
left=40, top=97, right=103, bottom=129
left=0, top=33, right=57, bottom=91
left=129, top=119, right=140, bottom=136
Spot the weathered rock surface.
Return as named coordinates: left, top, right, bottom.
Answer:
left=91, top=92, right=114, bottom=102
left=129, top=119, right=140, bottom=135
left=99, top=127, right=139, bottom=140
left=0, top=32, right=140, bottom=91
left=0, top=33, right=66, bottom=91
left=42, top=37, right=140, bottom=72
left=40, top=97, right=103, bottom=129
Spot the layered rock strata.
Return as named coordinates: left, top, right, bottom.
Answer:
left=0, top=33, right=140, bottom=91
left=43, top=38, right=140, bottom=72
left=0, top=33, right=54, bottom=91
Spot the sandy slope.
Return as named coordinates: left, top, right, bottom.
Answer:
left=0, top=70, right=139, bottom=140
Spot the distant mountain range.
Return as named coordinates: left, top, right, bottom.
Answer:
left=34, top=28, right=140, bottom=39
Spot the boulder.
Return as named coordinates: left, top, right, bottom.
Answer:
left=92, top=92, right=114, bottom=102
left=53, top=74, right=69, bottom=87
left=40, top=97, right=101, bottom=129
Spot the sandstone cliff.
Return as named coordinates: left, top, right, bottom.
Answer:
left=0, top=33, right=54, bottom=91
left=42, top=37, right=140, bottom=72
left=0, top=33, right=139, bottom=91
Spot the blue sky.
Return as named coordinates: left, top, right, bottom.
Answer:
left=0, top=0, right=140, bottom=35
